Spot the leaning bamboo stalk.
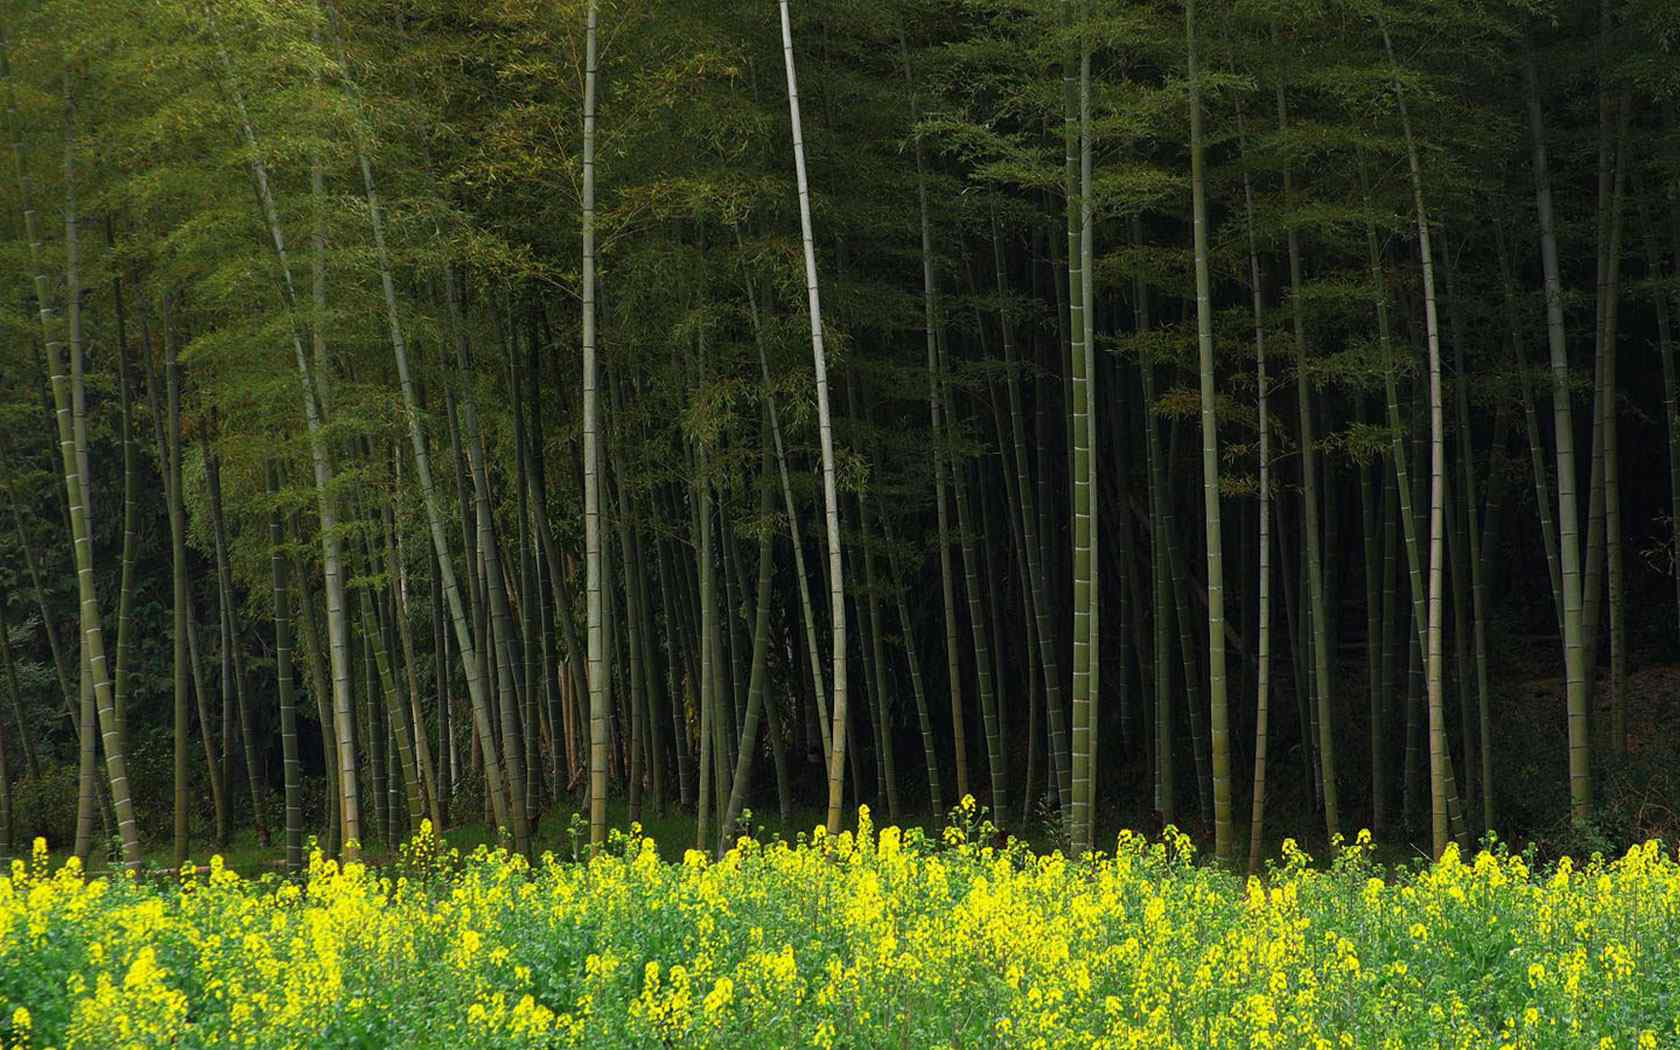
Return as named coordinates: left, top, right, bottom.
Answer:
left=739, top=235, right=831, bottom=762
left=1521, top=40, right=1590, bottom=826
left=206, top=447, right=270, bottom=845
left=56, top=66, right=142, bottom=867
left=1383, top=20, right=1454, bottom=858
left=107, top=234, right=138, bottom=739
left=353, top=560, right=424, bottom=834
left=211, top=15, right=361, bottom=857
left=1275, top=30, right=1337, bottom=842
left=896, top=33, right=968, bottom=801
left=1444, top=249, right=1494, bottom=829
left=719, top=427, right=777, bottom=851
left=878, top=498, right=943, bottom=820
left=943, top=340, right=1008, bottom=818
left=1237, top=101, right=1272, bottom=875
left=779, top=0, right=849, bottom=837
left=382, top=467, right=444, bottom=832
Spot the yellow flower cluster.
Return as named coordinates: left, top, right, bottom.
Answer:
left=2, top=816, right=1678, bottom=1048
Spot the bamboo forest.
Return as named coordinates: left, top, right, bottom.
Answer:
left=4, top=0, right=1680, bottom=1045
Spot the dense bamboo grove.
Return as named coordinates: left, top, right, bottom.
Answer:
left=0, top=0, right=1679, bottom=875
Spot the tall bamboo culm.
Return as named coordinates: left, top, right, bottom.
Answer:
left=779, top=0, right=849, bottom=838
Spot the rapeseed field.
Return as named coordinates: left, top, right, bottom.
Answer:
left=2, top=800, right=1676, bottom=1048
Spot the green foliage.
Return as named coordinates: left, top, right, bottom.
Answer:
left=8, top=766, right=80, bottom=847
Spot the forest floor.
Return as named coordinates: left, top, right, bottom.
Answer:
left=48, top=798, right=835, bottom=880
left=32, top=662, right=1680, bottom=882
left=1486, top=661, right=1680, bottom=854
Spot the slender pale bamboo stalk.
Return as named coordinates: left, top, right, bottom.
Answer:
left=49, top=67, right=141, bottom=868
left=780, top=0, right=848, bottom=837
left=603, top=534, right=626, bottom=801
left=1238, top=103, right=1271, bottom=876
left=359, top=475, right=431, bottom=833
left=269, top=464, right=303, bottom=873
left=107, top=236, right=138, bottom=741
left=943, top=341, right=1008, bottom=819
left=1361, top=161, right=1449, bottom=835
left=181, top=601, right=228, bottom=846
left=1361, top=413, right=1384, bottom=836
left=532, top=485, right=589, bottom=737
left=629, top=513, right=670, bottom=818
left=503, top=329, right=541, bottom=819
left=899, top=36, right=968, bottom=802
left=2, top=32, right=87, bottom=849
left=1035, top=302, right=1069, bottom=819
left=1380, top=467, right=1398, bottom=809
left=1444, top=248, right=1494, bottom=830
left=609, top=401, right=651, bottom=825
left=1061, top=0, right=1092, bottom=852
left=1080, top=0, right=1100, bottom=855
left=1602, top=101, right=1629, bottom=756
left=977, top=465, right=1015, bottom=793
left=994, top=216, right=1062, bottom=821
left=355, top=579, right=423, bottom=833
left=985, top=339, right=1042, bottom=827
left=579, top=0, right=606, bottom=850
left=740, top=237, right=831, bottom=761
left=433, top=549, right=456, bottom=805
left=851, top=402, right=900, bottom=822
left=695, top=447, right=715, bottom=849
left=719, top=426, right=776, bottom=851
left=1445, top=473, right=1476, bottom=821
left=1522, top=42, right=1589, bottom=826
left=288, top=533, right=339, bottom=854
left=1164, top=423, right=1212, bottom=825
left=1384, top=21, right=1451, bottom=858
left=443, top=271, right=531, bottom=855
left=217, top=565, right=233, bottom=843
left=525, top=326, right=567, bottom=805
left=878, top=500, right=942, bottom=819
left=73, top=655, right=94, bottom=861
left=1187, top=0, right=1230, bottom=865
left=1275, top=33, right=1337, bottom=842
left=206, top=448, right=270, bottom=845
left=309, top=21, right=329, bottom=408
left=1134, top=239, right=1174, bottom=826
left=1403, top=595, right=1422, bottom=828
left=213, top=19, right=360, bottom=858
left=359, top=624, right=386, bottom=845
left=1579, top=71, right=1619, bottom=702
left=717, top=498, right=747, bottom=785
left=654, top=543, right=690, bottom=808
left=383, top=478, right=443, bottom=832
